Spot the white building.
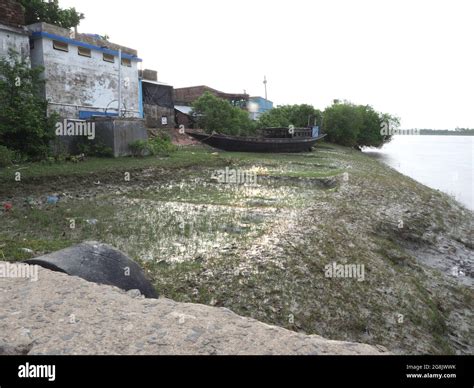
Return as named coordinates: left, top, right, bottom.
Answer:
left=28, top=22, right=142, bottom=120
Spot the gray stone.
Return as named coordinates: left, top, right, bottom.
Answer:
left=126, top=289, right=143, bottom=299
left=0, top=265, right=389, bottom=355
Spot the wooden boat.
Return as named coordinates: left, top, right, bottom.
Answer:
left=186, top=128, right=326, bottom=153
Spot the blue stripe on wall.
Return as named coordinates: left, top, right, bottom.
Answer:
left=31, top=31, right=142, bottom=62
left=138, top=79, right=144, bottom=118
left=79, top=111, right=119, bottom=120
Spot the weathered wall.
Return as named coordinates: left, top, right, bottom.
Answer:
left=144, top=105, right=175, bottom=129
left=28, top=23, right=140, bottom=120
left=27, top=22, right=69, bottom=38
left=140, top=69, right=158, bottom=81
left=0, top=0, right=29, bottom=61
left=93, top=117, right=147, bottom=157
left=0, top=24, right=29, bottom=60
left=27, top=23, right=137, bottom=56
left=142, top=81, right=175, bottom=128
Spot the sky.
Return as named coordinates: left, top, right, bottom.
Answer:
left=59, top=0, right=474, bottom=129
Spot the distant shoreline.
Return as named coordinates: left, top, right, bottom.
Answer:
left=417, top=130, right=474, bottom=136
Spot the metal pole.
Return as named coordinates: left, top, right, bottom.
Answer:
left=118, top=49, right=122, bottom=117
left=263, top=76, right=267, bottom=101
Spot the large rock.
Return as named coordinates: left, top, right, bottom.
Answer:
left=0, top=265, right=388, bottom=355
left=25, top=242, right=157, bottom=298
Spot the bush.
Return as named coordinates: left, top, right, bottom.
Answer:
left=323, top=101, right=399, bottom=148
left=129, top=139, right=149, bottom=157
left=129, top=135, right=177, bottom=158
left=191, top=92, right=256, bottom=136
left=0, top=50, right=58, bottom=161
left=147, top=135, right=177, bottom=156
left=0, top=145, right=15, bottom=167
left=20, top=0, right=84, bottom=29
left=75, top=139, right=113, bottom=157
left=323, top=103, right=362, bottom=147
left=257, top=104, right=323, bottom=128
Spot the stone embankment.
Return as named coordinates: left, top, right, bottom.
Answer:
left=0, top=265, right=388, bottom=355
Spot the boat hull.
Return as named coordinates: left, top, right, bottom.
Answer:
left=186, top=131, right=326, bottom=153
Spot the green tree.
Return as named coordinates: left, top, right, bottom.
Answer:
left=258, top=104, right=322, bottom=128
left=356, top=105, right=399, bottom=148
left=191, top=92, right=256, bottom=136
left=0, top=50, right=57, bottom=160
left=323, top=101, right=399, bottom=148
left=378, top=112, right=400, bottom=145
left=323, top=102, right=362, bottom=147
left=20, top=0, right=84, bottom=29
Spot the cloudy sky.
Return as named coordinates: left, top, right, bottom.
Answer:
left=60, top=0, right=473, bottom=129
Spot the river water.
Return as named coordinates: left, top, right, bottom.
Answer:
left=364, top=136, right=474, bottom=211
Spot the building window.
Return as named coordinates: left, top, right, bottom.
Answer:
left=29, top=39, right=35, bottom=50
left=121, top=58, right=131, bottom=67
left=78, top=47, right=91, bottom=57
left=103, top=53, right=115, bottom=63
left=53, top=40, right=69, bottom=52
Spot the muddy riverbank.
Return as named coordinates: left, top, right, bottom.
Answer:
left=0, top=144, right=472, bottom=354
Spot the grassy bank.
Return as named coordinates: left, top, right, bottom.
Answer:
left=0, top=143, right=472, bottom=354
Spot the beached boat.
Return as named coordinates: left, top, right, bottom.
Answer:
left=186, top=128, right=326, bottom=153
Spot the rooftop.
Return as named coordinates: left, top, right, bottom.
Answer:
left=27, top=22, right=140, bottom=60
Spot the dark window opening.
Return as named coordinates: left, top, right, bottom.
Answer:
left=103, top=53, right=115, bottom=63
left=121, top=58, right=132, bottom=67
left=78, top=47, right=92, bottom=57
left=53, top=40, right=69, bottom=52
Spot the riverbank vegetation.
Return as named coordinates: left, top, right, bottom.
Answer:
left=0, top=51, right=57, bottom=162
left=191, top=92, right=257, bottom=136
left=191, top=94, right=400, bottom=149
left=19, top=0, right=84, bottom=29
left=0, top=145, right=472, bottom=355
